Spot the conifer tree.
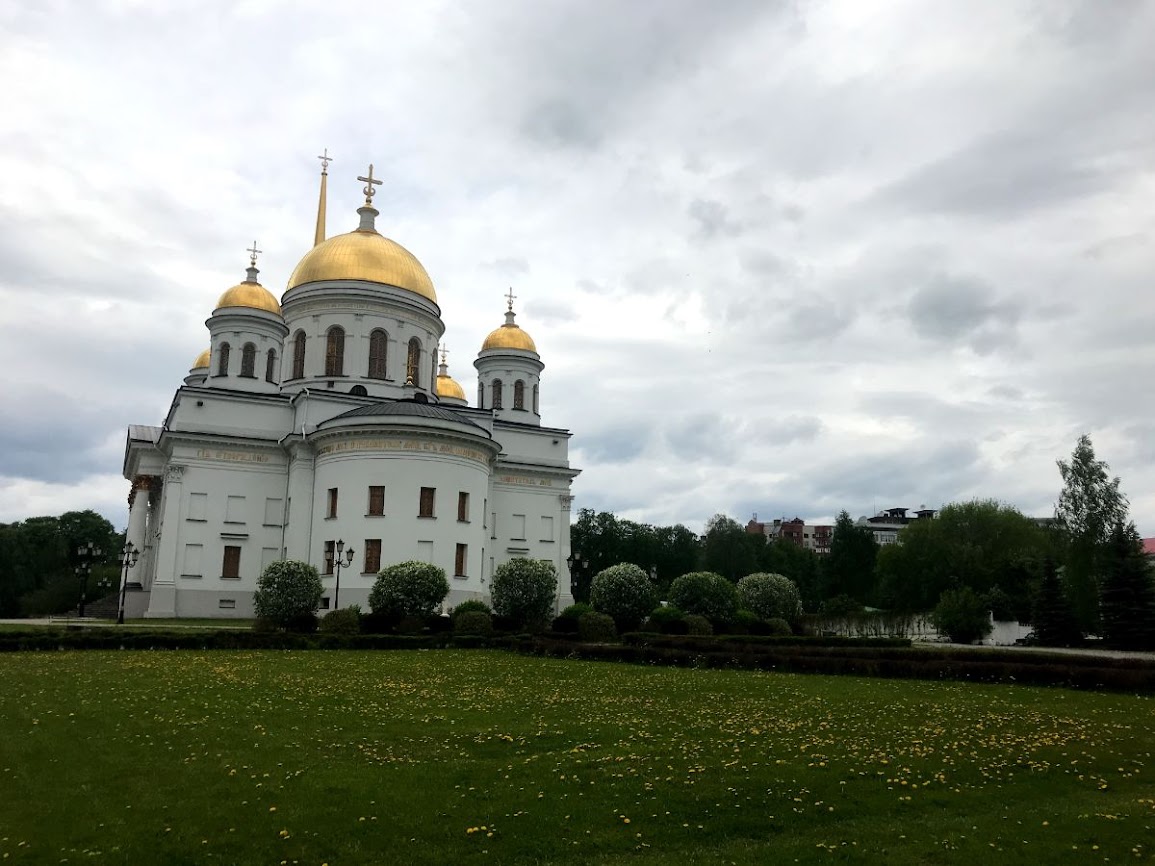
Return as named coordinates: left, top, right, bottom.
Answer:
left=1099, top=522, right=1155, bottom=651
left=1032, top=558, right=1081, bottom=647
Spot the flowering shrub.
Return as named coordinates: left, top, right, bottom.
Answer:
left=668, top=572, right=737, bottom=624
left=589, top=563, right=656, bottom=630
left=491, top=559, right=557, bottom=629
left=737, top=573, right=802, bottom=622
left=369, top=561, right=449, bottom=618
left=253, top=560, right=323, bottom=631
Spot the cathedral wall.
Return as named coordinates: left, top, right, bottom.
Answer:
left=494, top=424, right=572, bottom=463
left=168, top=392, right=292, bottom=439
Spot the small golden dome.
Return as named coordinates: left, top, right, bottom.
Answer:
left=216, top=280, right=282, bottom=315
left=287, top=229, right=437, bottom=303
left=436, top=373, right=466, bottom=401
left=482, top=323, right=537, bottom=353
left=192, top=348, right=211, bottom=369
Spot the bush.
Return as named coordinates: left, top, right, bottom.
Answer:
left=319, top=605, right=361, bottom=635
left=589, top=564, right=656, bottom=630
left=668, top=572, right=737, bottom=624
left=252, top=560, right=324, bottom=631
left=451, top=599, right=491, bottom=620
left=426, top=614, right=453, bottom=634
left=737, top=573, right=802, bottom=622
left=369, top=562, right=449, bottom=618
left=820, top=594, right=865, bottom=617
left=725, top=608, right=762, bottom=635
left=578, top=611, right=618, bottom=642
left=684, top=614, right=713, bottom=636
left=642, top=605, right=688, bottom=634
left=396, top=614, right=427, bottom=635
left=491, top=559, right=557, bottom=630
left=764, top=617, right=793, bottom=636
left=454, top=610, right=494, bottom=636
left=984, top=586, right=1015, bottom=622
left=932, top=587, right=993, bottom=644
left=553, top=602, right=593, bottom=634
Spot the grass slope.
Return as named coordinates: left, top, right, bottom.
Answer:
left=0, top=650, right=1152, bottom=865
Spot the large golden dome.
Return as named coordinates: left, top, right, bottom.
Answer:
left=482, top=322, right=537, bottom=352
left=216, top=280, right=282, bottom=315
left=192, top=348, right=211, bottom=369
left=287, top=229, right=437, bottom=303
left=436, top=373, right=466, bottom=401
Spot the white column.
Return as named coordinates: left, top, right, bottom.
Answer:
left=557, top=493, right=575, bottom=611
left=284, top=443, right=316, bottom=563
left=146, top=464, right=185, bottom=618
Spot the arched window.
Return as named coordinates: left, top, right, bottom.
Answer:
left=368, top=329, right=388, bottom=379
left=349, top=384, right=368, bottom=397
left=491, top=379, right=503, bottom=410
left=532, top=384, right=539, bottom=414
left=477, top=382, right=485, bottom=409
left=513, top=379, right=525, bottom=410
left=406, top=338, right=421, bottom=386
left=430, top=354, right=437, bottom=392
left=325, top=326, right=345, bottom=376
left=240, top=343, right=257, bottom=378
left=265, top=349, right=277, bottom=383
left=217, top=342, right=230, bottom=377
left=292, top=331, right=306, bottom=379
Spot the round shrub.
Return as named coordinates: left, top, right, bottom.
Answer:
left=932, top=587, right=993, bottom=644
left=454, top=610, right=494, bottom=636
left=491, top=559, right=558, bottom=629
left=451, top=599, right=491, bottom=620
left=553, top=602, right=592, bottom=634
left=642, top=604, right=688, bottom=634
left=319, top=605, right=361, bottom=635
left=684, top=614, right=713, bottom=636
left=253, top=560, right=323, bottom=631
left=589, top=563, right=656, bottom=630
left=578, top=610, right=618, bottom=642
left=737, top=573, right=802, bottom=622
left=726, top=608, right=761, bottom=635
left=764, top=617, right=793, bottom=636
left=668, top=572, right=737, bottom=624
left=369, top=561, right=449, bottom=618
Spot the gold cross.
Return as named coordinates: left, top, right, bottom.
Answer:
left=357, top=164, right=382, bottom=204
left=317, top=148, right=332, bottom=174
left=505, top=287, right=517, bottom=311
left=247, top=240, right=262, bottom=266
left=440, top=345, right=449, bottom=364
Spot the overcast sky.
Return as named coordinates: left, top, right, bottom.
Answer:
left=1, top=0, right=1153, bottom=535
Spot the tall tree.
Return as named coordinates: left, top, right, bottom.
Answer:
left=701, top=514, right=759, bottom=581
left=1099, top=522, right=1155, bottom=650
left=823, top=511, right=877, bottom=604
left=1032, top=558, right=1082, bottom=647
left=1055, top=435, right=1130, bottom=633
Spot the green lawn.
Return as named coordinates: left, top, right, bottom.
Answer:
left=1, top=650, right=1152, bottom=865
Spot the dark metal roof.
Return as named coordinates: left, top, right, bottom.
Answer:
left=329, top=400, right=485, bottom=430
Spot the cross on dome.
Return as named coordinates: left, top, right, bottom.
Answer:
left=247, top=240, right=262, bottom=266
left=505, top=287, right=517, bottom=311
left=440, top=345, right=449, bottom=364
left=317, top=148, right=332, bottom=175
left=357, top=164, right=382, bottom=205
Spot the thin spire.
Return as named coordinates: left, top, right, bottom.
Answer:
left=356, top=163, right=383, bottom=231
left=245, top=240, right=262, bottom=282
left=314, top=148, right=331, bottom=247
left=504, top=288, right=518, bottom=326
left=438, top=345, right=450, bottom=377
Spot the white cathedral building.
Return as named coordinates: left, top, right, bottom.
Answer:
left=121, top=159, right=580, bottom=618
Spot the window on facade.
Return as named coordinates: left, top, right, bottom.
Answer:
left=222, top=545, right=241, bottom=579
left=406, top=337, right=421, bottom=386
left=265, top=349, right=277, bottom=383
left=187, top=492, right=208, bottom=521
left=419, top=487, right=436, bottom=518
left=455, top=543, right=467, bottom=577
left=368, top=329, right=388, bottom=379
left=511, top=514, right=526, bottom=540
left=217, top=342, right=230, bottom=376
left=540, top=515, right=554, bottom=541
left=349, top=384, right=368, bottom=396
left=323, top=540, right=335, bottom=575
left=430, top=354, right=437, bottom=392
left=325, top=326, right=345, bottom=376
left=491, top=379, right=503, bottom=409
left=363, top=539, right=382, bottom=574
left=326, top=487, right=338, bottom=519
left=368, top=486, right=385, bottom=516
left=240, top=343, right=257, bottom=378
left=219, top=598, right=236, bottom=610
left=532, top=384, right=539, bottom=414
left=477, top=382, right=485, bottom=409
left=513, top=380, right=525, bottom=410
left=292, top=330, right=306, bottom=379
left=457, top=491, right=469, bottom=522
left=225, top=495, right=246, bottom=524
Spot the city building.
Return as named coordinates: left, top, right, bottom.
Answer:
left=746, top=516, right=833, bottom=554
left=856, top=506, right=937, bottom=546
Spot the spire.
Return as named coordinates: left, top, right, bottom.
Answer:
left=356, top=163, right=382, bottom=232
left=504, top=287, right=518, bottom=326
left=438, top=345, right=450, bottom=378
left=245, top=240, right=262, bottom=282
left=314, top=149, right=331, bottom=246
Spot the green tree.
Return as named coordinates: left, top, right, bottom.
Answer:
left=701, top=514, right=759, bottom=581
left=1031, top=558, right=1082, bottom=647
left=253, top=560, right=323, bottom=631
left=369, top=561, right=450, bottom=618
left=931, top=586, right=993, bottom=644
left=758, top=539, right=821, bottom=612
left=589, top=563, right=656, bottom=630
left=823, top=511, right=877, bottom=604
left=736, top=573, right=801, bottom=622
left=668, top=571, right=738, bottom=624
left=1055, top=435, right=1131, bottom=634
left=491, top=559, right=557, bottom=629
left=1099, top=523, right=1155, bottom=650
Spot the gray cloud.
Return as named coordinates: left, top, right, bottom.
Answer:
left=906, top=275, right=1023, bottom=354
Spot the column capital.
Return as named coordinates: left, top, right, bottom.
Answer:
left=128, top=474, right=159, bottom=505
left=559, top=494, right=574, bottom=512
left=164, top=464, right=187, bottom=482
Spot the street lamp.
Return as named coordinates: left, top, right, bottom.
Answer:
left=74, top=541, right=103, bottom=618
left=325, top=539, right=354, bottom=610
left=566, top=549, right=590, bottom=602
left=116, top=541, right=140, bottom=625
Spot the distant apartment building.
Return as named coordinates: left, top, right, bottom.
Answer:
left=746, top=515, right=833, bottom=555
left=855, top=506, right=937, bottom=546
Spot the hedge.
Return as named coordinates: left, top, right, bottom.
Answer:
left=0, top=629, right=506, bottom=652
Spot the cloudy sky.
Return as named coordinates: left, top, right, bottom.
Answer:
left=1, top=0, right=1153, bottom=535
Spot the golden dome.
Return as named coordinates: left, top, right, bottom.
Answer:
left=436, top=373, right=466, bottom=401
left=216, top=280, right=282, bottom=315
left=192, top=348, right=211, bottom=369
left=287, top=229, right=437, bottom=303
left=482, top=322, right=537, bottom=352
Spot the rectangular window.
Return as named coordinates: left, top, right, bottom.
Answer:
left=419, top=487, right=436, bottom=518
left=264, top=497, right=283, bottom=526
left=457, top=491, right=470, bottom=522
left=225, top=495, right=246, bottom=524
left=219, top=598, right=236, bottom=610
left=455, top=543, right=467, bottom=577
left=320, top=596, right=331, bottom=610
left=364, top=539, right=382, bottom=574
left=327, top=487, right=338, bottom=519
left=491, top=512, right=497, bottom=540
left=417, top=540, right=434, bottom=563
left=181, top=543, right=203, bottom=577
left=222, top=545, right=241, bottom=579
left=323, top=540, right=335, bottom=575
left=187, top=492, right=208, bottom=521
left=368, top=486, right=385, bottom=516
left=261, top=547, right=279, bottom=573
left=483, top=499, right=487, bottom=529
left=540, top=515, right=554, bottom=542
left=511, top=514, right=526, bottom=540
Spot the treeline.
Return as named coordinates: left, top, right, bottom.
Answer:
left=0, top=511, right=122, bottom=616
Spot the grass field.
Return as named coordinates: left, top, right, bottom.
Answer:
left=1, top=650, right=1153, bottom=865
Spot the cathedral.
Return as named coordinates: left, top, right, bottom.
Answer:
left=121, top=158, right=580, bottom=618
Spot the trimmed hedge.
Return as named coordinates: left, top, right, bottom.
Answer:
left=0, top=629, right=506, bottom=652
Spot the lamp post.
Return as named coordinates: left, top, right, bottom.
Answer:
left=325, top=539, right=354, bottom=610
left=566, top=549, right=590, bottom=603
left=116, top=541, right=140, bottom=625
left=74, top=541, right=103, bottom=618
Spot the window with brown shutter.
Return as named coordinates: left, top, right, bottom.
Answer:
left=292, top=330, right=306, bottom=379
left=457, top=491, right=469, bottom=522
left=513, top=379, right=525, bottom=409
left=419, top=487, right=436, bottom=518
left=326, top=326, right=345, bottom=376
left=368, top=486, right=385, bottom=516
left=455, top=543, right=467, bottom=577
left=323, top=540, right=335, bottom=574
left=364, top=539, right=381, bottom=574
left=240, top=343, right=257, bottom=378
left=368, top=330, right=388, bottom=379
left=327, top=487, right=338, bottom=519
left=222, top=546, right=241, bottom=579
